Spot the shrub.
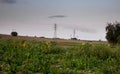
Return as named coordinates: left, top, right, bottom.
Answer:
left=117, top=36, right=120, bottom=44
left=11, top=31, right=18, bottom=36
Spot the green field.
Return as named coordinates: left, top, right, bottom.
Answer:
left=0, top=35, right=120, bottom=74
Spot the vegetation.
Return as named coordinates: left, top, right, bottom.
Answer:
left=106, top=22, right=120, bottom=45
left=71, top=38, right=77, bottom=40
left=0, top=38, right=120, bottom=74
left=11, top=31, right=18, bottom=36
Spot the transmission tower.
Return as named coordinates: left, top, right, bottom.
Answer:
left=54, top=24, right=57, bottom=38
left=73, top=29, right=76, bottom=38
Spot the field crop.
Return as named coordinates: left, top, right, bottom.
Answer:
left=0, top=38, right=120, bottom=74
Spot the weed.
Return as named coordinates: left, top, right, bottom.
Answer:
left=0, top=39, right=120, bottom=73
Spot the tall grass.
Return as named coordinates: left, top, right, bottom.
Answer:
left=0, top=38, right=120, bottom=74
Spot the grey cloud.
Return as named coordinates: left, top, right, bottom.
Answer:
left=48, top=15, right=67, bottom=18
left=65, top=25, right=97, bottom=33
left=0, top=0, right=16, bottom=3
left=78, top=28, right=97, bottom=33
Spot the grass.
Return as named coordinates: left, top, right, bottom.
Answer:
left=0, top=37, right=120, bottom=74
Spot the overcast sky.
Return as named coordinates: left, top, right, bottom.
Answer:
left=0, top=0, right=120, bottom=40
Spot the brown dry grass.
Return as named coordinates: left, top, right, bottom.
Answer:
left=0, top=34, right=107, bottom=45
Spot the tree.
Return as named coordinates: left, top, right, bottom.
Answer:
left=106, top=22, right=120, bottom=45
left=11, top=31, right=18, bottom=36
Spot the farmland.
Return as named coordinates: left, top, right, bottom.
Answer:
left=0, top=34, right=120, bottom=74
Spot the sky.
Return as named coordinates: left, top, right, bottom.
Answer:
left=0, top=0, right=120, bottom=41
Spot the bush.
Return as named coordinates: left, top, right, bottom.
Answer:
left=117, top=36, right=120, bottom=44
left=11, top=31, right=18, bottom=36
